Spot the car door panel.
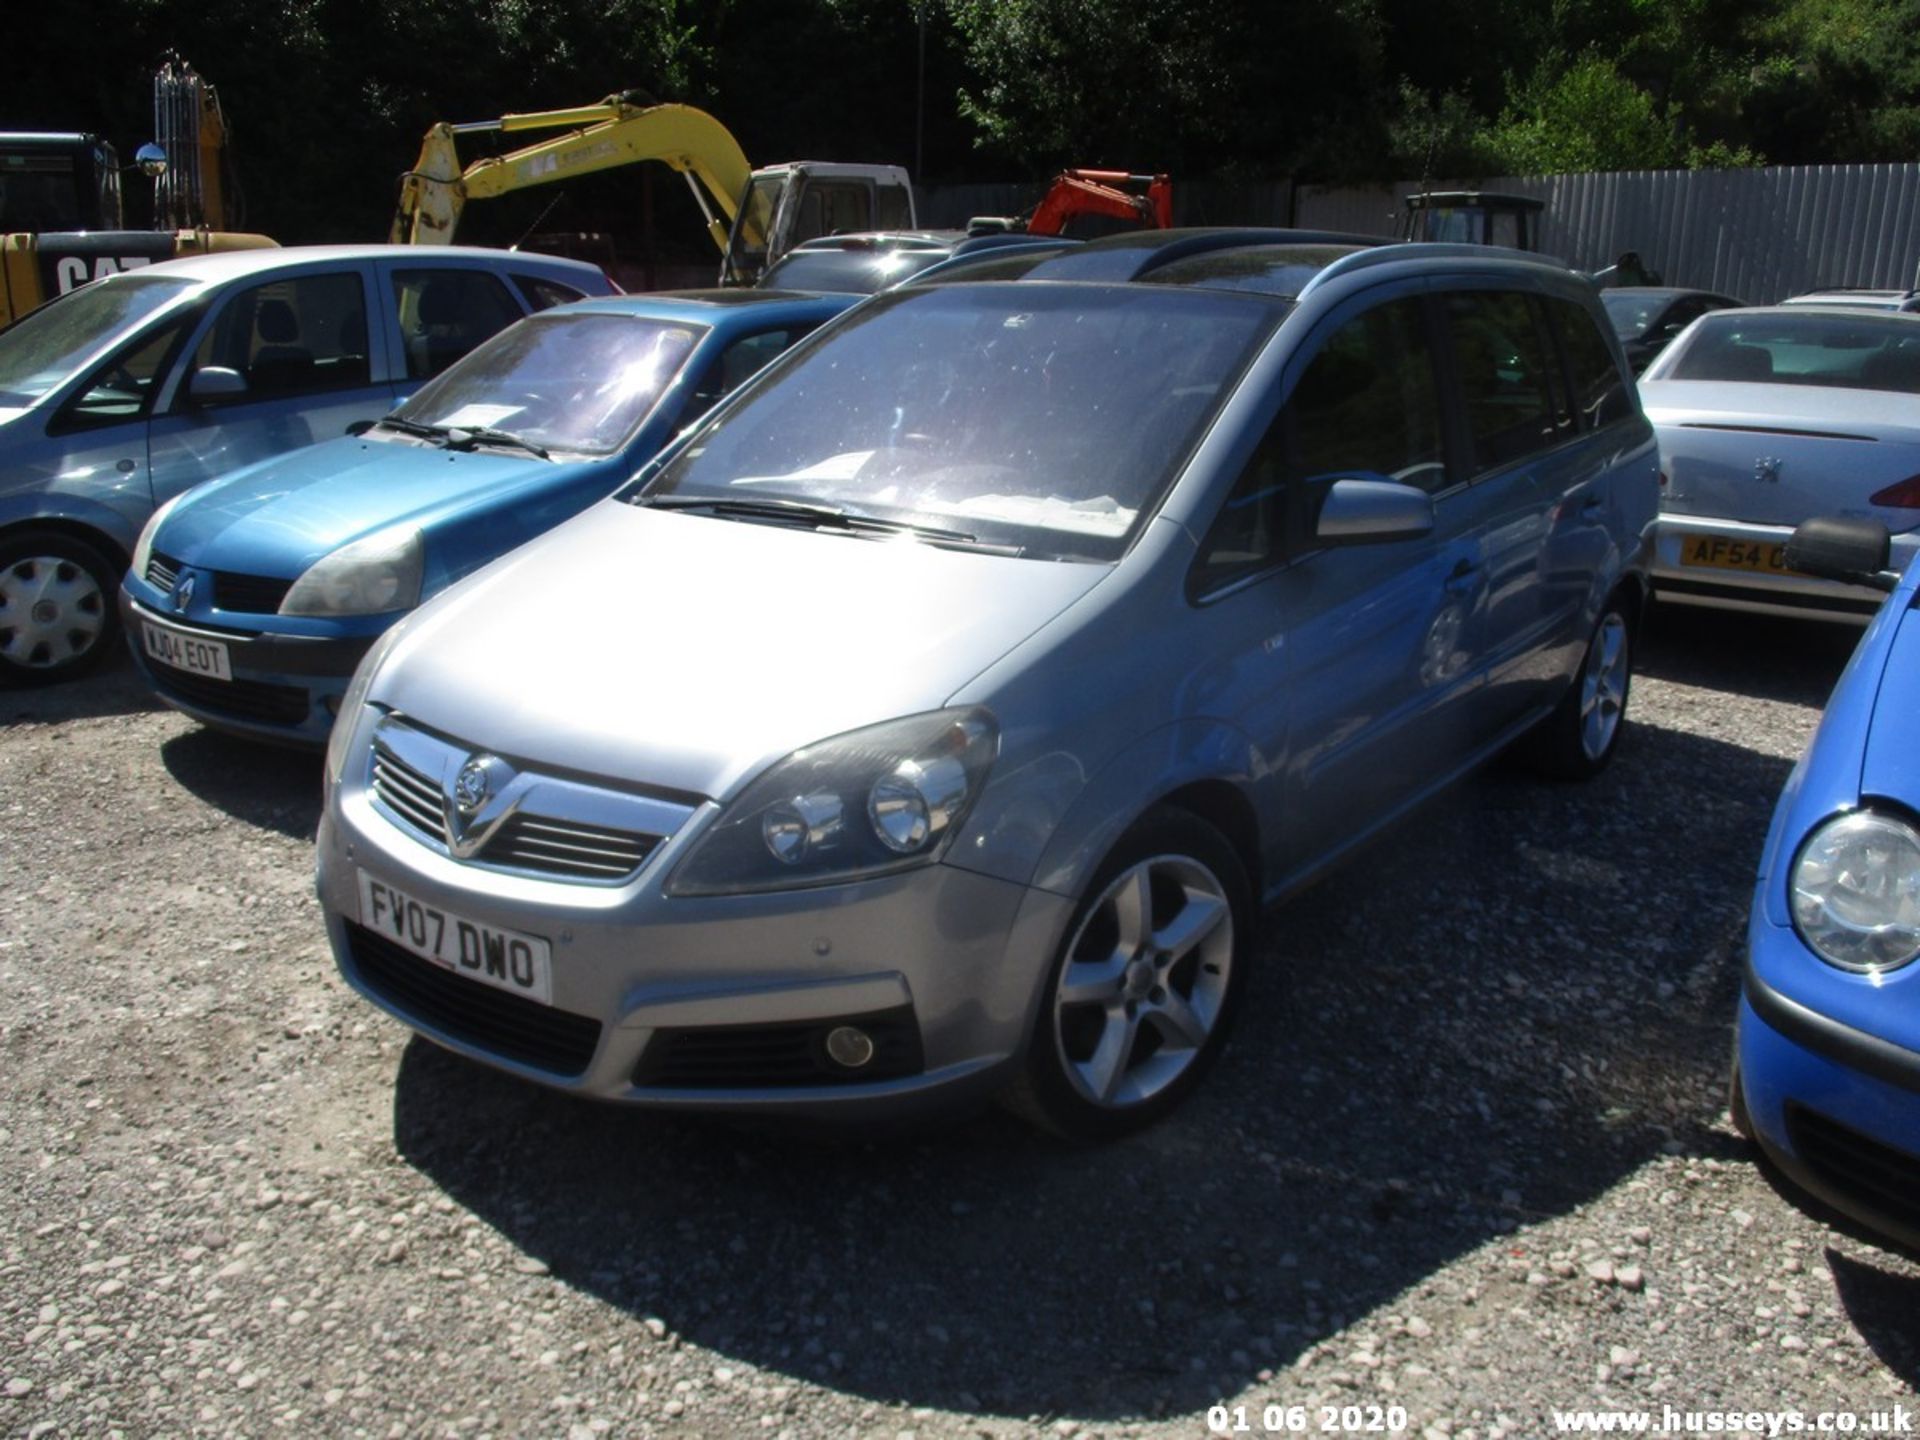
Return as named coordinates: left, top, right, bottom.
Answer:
left=144, top=263, right=390, bottom=507
left=1185, top=286, right=1493, bottom=880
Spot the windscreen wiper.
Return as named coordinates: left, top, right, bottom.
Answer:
left=378, top=416, right=450, bottom=441
left=638, top=493, right=1012, bottom=551
left=444, top=426, right=551, bottom=460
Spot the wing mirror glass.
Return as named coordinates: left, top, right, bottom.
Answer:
left=134, top=143, right=169, bottom=179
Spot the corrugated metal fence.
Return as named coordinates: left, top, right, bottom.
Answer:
left=920, top=166, right=1920, bottom=302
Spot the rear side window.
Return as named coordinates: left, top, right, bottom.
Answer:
left=1442, top=290, right=1570, bottom=472
left=513, top=275, right=588, bottom=312
left=192, top=271, right=371, bottom=397
left=1549, top=298, right=1632, bottom=429
left=392, top=269, right=525, bottom=381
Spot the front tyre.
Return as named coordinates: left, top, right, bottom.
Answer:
left=1006, top=807, right=1251, bottom=1140
left=1523, top=598, right=1632, bottom=780
left=0, top=530, right=123, bottom=687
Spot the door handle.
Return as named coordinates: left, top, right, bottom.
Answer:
left=1443, top=560, right=1480, bottom=596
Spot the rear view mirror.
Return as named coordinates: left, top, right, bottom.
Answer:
left=1315, top=478, right=1435, bottom=546
left=1786, top=516, right=1896, bottom=591
left=188, top=367, right=248, bottom=405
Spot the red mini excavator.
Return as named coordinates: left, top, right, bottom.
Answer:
left=969, top=169, right=1173, bottom=239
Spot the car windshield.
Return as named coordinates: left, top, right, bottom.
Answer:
left=633, top=283, right=1276, bottom=561
left=393, top=312, right=705, bottom=455
left=760, top=247, right=951, bottom=294
left=1600, top=292, right=1663, bottom=338
left=0, top=275, right=193, bottom=406
left=1660, top=311, right=1920, bottom=392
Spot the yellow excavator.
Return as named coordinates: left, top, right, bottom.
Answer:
left=0, top=56, right=275, bottom=329
left=389, top=93, right=915, bottom=286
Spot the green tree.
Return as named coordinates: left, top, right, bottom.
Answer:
left=1487, top=55, right=1681, bottom=172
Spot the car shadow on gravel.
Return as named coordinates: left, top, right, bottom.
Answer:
left=0, top=649, right=167, bottom=726
left=385, top=711, right=1858, bottom=1422
left=159, top=727, right=323, bottom=839
left=1637, top=604, right=1862, bottom=707
left=1827, top=1251, right=1920, bottom=1391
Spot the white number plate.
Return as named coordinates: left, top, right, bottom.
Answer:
left=356, top=871, right=553, bottom=1006
left=142, top=621, right=231, bottom=680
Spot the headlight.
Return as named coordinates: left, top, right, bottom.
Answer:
left=280, top=527, right=423, bottom=616
left=323, top=624, right=406, bottom=788
left=131, top=493, right=188, bottom=581
left=1790, top=810, right=1920, bottom=973
left=667, top=708, right=998, bottom=896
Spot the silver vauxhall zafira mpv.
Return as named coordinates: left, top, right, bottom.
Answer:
left=317, top=233, right=1658, bottom=1138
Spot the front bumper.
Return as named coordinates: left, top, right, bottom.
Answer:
left=1738, top=919, right=1920, bottom=1252
left=121, top=592, right=373, bottom=746
left=317, top=772, right=1075, bottom=1119
left=1650, top=514, right=1915, bottom=623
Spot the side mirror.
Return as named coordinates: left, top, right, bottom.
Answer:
left=188, top=367, right=248, bottom=405
left=1785, top=516, right=1897, bottom=592
left=134, top=143, right=169, bottom=179
left=1315, top=478, right=1435, bottom=546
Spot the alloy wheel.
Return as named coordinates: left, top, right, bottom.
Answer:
left=1051, top=853, right=1235, bottom=1109
left=1580, top=612, right=1629, bottom=761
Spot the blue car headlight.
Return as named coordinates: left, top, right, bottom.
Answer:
left=281, top=527, right=424, bottom=616
left=667, top=708, right=998, bottom=896
left=131, top=493, right=188, bottom=582
left=1790, top=810, right=1920, bottom=974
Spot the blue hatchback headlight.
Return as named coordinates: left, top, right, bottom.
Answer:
left=281, top=527, right=424, bottom=616
left=1790, top=810, right=1920, bottom=974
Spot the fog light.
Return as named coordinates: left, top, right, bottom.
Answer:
left=824, top=1025, right=875, bottom=1069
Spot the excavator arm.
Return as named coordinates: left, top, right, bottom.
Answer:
left=391, top=97, right=757, bottom=254
left=1025, top=170, right=1172, bottom=237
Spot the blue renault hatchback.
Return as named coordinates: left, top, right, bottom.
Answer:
left=120, top=289, right=855, bottom=743
left=1735, top=516, right=1920, bottom=1249
left=0, top=244, right=612, bottom=685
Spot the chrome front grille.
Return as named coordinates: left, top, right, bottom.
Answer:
left=363, top=717, right=691, bottom=885
left=484, top=814, right=656, bottom=879
left=371, top=743, right=446, bottom=844
left=147, top=553, right=180, bottom=591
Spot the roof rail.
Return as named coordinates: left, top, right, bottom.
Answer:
left=1020, top=227, right=1380, bottom=284
left=1295, top=242, right=1574, bottom=302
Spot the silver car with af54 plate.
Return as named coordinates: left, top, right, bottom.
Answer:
left=317, top=232, right=1657, bottom=1137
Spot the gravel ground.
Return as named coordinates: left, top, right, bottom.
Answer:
left=2, top=604, right=1916, bottom=1440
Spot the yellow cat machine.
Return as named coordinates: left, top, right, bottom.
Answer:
left=390, top=93, right=915, bottom=286
left=0, top=57, right=275, bottom=329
